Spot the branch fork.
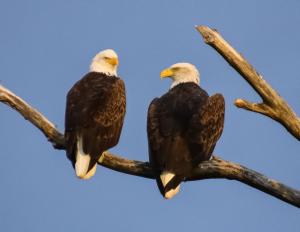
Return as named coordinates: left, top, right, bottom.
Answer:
left=196, top=25, right=300, bottom=140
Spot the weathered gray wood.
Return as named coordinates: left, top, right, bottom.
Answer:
left=99, top=152, right=154, bottom=178
left=189, top=157, right=300, bottom=207
left=1, top=84, right=299, bottom=208
left=196, top=25, right=300, bottom=140
left=0, top=85, right=65, bottom=149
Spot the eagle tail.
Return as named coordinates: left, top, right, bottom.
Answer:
left=75, top=136, right=97, bottom=179
left=159, top=171, right=181, bottom=199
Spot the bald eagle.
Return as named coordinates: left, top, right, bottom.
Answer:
left=147, top=63, right=225, bottom=199
left=65, top=49, right=126, bottom=179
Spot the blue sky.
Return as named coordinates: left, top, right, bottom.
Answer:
left=1, top=0, right=300, bottom=231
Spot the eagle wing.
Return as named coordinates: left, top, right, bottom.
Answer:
left=188, top=93, right=225, bottom=162
left=147, top=97, right=173, bottom=170
left=147, top=98, right=161, bottom=163
left=65, top=73, right=126, bottom=164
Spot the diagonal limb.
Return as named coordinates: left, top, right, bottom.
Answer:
left=196, top=25, right=300, bottom=140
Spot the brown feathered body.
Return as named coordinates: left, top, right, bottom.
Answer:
left=65, top=72, right=126, bottom=172
left=147, top=82, right=224, bottom=197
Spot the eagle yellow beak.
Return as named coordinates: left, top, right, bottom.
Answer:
left=160, top=68, right=174, bottom=79
left=107, top=57, right=119, bottom=66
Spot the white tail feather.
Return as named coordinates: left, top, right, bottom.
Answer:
left=81, top=163, right=97, bottom=180
left=160, top=171, right=180, bottom=199
left=75, top=136, right=91, bottom=179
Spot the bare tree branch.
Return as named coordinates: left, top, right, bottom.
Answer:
left=196, top=25, right=300, bottom=140
left=1, top=84, right=299, bottom=208
left=0, top=85, right=65, bottom=149
left=100, top=152, right=300, bottom=207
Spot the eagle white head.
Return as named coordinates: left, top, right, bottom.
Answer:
left=90, top=49, right=119, bottom=76
left=160, top=63, right=200, bottom=89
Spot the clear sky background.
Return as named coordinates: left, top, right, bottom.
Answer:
left=1, top=0, right=300, bottom=231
